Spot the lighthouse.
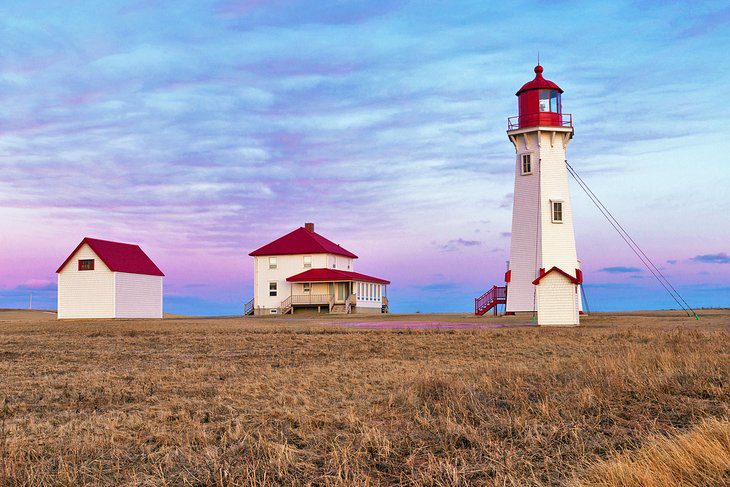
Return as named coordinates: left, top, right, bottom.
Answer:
left=504, top=64, right=582, bottom=326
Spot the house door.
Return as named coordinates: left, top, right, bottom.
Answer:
left=336, top=282, right=348, bottom=302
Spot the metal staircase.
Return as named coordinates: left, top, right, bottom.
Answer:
left=474, top=285, right=507, bottom=316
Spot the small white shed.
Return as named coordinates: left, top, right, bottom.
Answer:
left=56, top=237, right=164, bottom=319
left=533, top=266, right=581, bottom=326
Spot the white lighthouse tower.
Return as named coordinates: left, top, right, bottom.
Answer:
left=504, top=64, right=582, bottom=326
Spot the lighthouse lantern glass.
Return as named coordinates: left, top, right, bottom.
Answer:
left=538, top=90, right=561, bottom=113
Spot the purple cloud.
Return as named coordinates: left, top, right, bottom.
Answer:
left=599, top=266, right=642, bottom=274
left=437, top=238, right=482, bottom=252
left=691, top=253, right=730, bottom=264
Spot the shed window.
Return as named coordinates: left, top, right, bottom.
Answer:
left=269, top=281, right=278, bottom=296
left=551, top=200, right=564, bottom=223
left=269, top=257, right=277, bottom=269
left=78, top=259, right=94, bottom=271
left=521, top=154, right=532, bottom=175
left=303, top=256, right=312, bottom=268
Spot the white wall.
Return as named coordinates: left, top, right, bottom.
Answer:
left=355, top=281, right=382, bottom=309
left=115, top=272, right=163, bottom=318
left=538, top=130, right=579, bottom=274
left=506, top=131, right=542, bottom=312
left=253, top=253, right=355, bottom=310
left=506, top=127, right=580, bottom=313
left=536, top=272, right=579, bottom=326
left=58, top=244, right=115, bottom=319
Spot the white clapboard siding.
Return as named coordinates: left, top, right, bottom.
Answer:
left=536, top=272, right=579, bottom=325
left=506, top=128, right=580, bottom=316
left=57, top=244, right=115, bottom=319
left=538, top=131, right=579, bottom=273
left=506, top=131, right=542, bottom=312
left=115, top=272, right=163, bottom=318
left=253, top=253, right=355, bottom=310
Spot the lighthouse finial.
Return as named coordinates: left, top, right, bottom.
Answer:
left=534, top=52, right=543, bottom=75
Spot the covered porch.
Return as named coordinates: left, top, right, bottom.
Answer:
left=284, top=268, right=390, bottom=315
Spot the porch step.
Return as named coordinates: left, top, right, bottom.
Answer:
left=330, top=304, right=347, bottom=314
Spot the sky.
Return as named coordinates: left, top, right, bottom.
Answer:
left=1, top=0, right=729, bottom=315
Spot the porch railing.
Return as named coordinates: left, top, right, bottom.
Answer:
left=244, top=298, right=254, bottom=316
left=290, top=294, right=330, bottom=305
left=345, top=294, right=356, bottom=314
left=281, top=295, right=292, bottom=314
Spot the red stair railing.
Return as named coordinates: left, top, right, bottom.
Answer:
left=475, top=285, right=507, bottom=316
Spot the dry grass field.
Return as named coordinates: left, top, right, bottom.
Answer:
left=0, top=309, right=728, bottom=486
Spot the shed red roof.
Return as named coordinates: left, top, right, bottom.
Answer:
left=56, top=237, right=165, bottom=276
left=532, top=266, right=581, bottom=285
left=249, top=226, right=358, bottom=258
left=286, top=268, right=390, bottom=285
left=516, top=65, right=563, bottom=96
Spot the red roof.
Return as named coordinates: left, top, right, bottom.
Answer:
left=249, top=227, right=358, bottom=258
left=56, top=237, right=164, bottom=276
left=516, top=65, right=563, bottom=96
left=532, top=266, right=581, bottom=285
left=287, top=268, right=390, bottom=285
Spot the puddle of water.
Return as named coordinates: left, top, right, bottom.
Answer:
left=333, top=321, right=534, bottom=330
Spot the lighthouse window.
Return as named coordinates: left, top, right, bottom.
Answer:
left=521, top=154, right=532, bottom=175
left=551, top=200, right=564, bottom=223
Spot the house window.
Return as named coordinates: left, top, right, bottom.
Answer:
left=303, top=256, right=312, bottom=268
left=303, top=283, right=311, bottom=293
left=269, top=281, right=277, bottom=296
left=78, top=259, right=94, bottom=271
left=270, top=308, right=278, bottom=314
left=551, top=200, right=564, bottom=223
left=521, top=154, right=532, bottom=175
left=269, top=257, right=277, bottom=269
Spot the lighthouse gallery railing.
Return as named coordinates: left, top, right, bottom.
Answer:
left=507, top=113, right=572, bottom=130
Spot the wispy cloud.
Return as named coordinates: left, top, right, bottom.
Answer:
left=0, top=1, right=729, bottom=313
left=690, top=253, right=730, bottom=264
left=599, top=266, right=642, bottom=274
left=437, top=238, right=482, bottom=252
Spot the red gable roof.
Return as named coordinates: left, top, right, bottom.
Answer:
left=249, top=226, right=358, bottom=258
left=56, top=237, right=164, bottom=276
left=286, top=268, right=389, bottom=285
left=532, top=266, right=581, bottom=285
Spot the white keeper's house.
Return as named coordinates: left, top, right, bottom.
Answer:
left=245, top=223, right=390, bottom=315
left=56, top=237, right=164, bottom=319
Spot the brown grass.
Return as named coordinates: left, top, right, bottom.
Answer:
left=574, top=418, right=730, bottom=486
left=0, top=309, right=728, bottom=486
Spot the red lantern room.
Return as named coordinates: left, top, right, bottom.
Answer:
left=508, top=65, right=572, bottom=130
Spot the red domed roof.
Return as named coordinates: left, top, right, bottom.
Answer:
left=516, top=65, right=563, bottom=96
